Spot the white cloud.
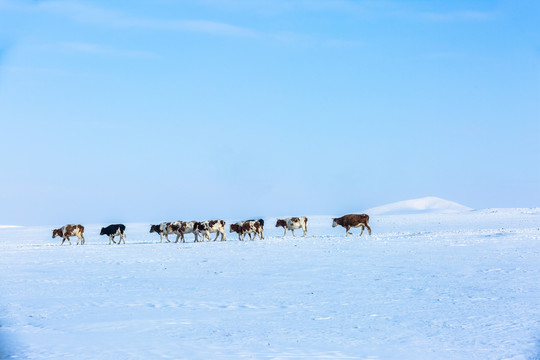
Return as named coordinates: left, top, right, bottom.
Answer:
left=36, top=1, right=258, bottom=37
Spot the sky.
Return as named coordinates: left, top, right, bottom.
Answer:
left=0, top=0, right=539, bottom=226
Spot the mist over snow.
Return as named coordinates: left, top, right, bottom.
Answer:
left=364, top=196, right=473, bottom=215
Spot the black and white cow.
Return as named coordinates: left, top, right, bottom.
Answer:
left=275, top=216, right=308, bottom=238
left=100, top=224, right=126, bottom=245
left=149, top=222, right=173, bottom=243
left=195, top=220, right=226, bottom=241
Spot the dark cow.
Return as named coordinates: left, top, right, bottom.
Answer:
left=100, top=224, right=126, bottom=245
left=275, top=216, right=308, bottom=238
left=229, top=223, right=244, bottom=240
left=52, top=224, right=85, bottom=245
left=332, top=214, right=371, bottom=237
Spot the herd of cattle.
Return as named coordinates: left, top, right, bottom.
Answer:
left=51, top=214, right=371, bottom=245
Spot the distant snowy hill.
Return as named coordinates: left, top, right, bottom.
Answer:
left=365, top=196, right=472, bottom=215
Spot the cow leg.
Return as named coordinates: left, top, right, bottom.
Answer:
left=66, top=236, right=72, bottom=245
left=121, top=233, right=126, bottom=244
left=221, top=231, right=226, bottom=241
left=359, top=225, right=365, bottom=236
left=291, top=229, right=295, bottom=237
left=365, top=224, right=372, bottom=236
left=60, top=237, right=66, bottom=245
left=164, top=234, right=171, bottom=243
left=346, top=226, right=351, bottom=236
left=283, top=228, right=287, bottom=238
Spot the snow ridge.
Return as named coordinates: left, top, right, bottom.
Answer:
left=365, top=196, right=472, bottom=215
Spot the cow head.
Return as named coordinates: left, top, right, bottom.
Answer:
left=230, top=224, right=240, bottom=233
left=332, top=219, right=338, bottom=227
left=100, top=227, right=106, bottom=235
left=52, top=228, right=62, bottom=238
left=149, top=225, right=159, bottom=233
left=275, top=219, right=286, bottom=228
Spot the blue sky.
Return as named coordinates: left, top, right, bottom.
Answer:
left=0, top=0, right=539, bottom=225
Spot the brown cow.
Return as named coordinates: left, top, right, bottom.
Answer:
left=52, top=224, right=85, bottom=245
left=229, top=223, right=244, bottom=240
left=229, top=219, right=264, bottom=241
left=332, top=214, right=371, bottom=237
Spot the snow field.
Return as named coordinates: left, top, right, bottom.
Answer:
left=0, top=209, right=539, bottom=359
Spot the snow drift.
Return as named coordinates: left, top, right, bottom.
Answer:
left=365, top=196, right=472, bottom=215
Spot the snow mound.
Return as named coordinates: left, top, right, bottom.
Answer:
left=365, top=196, right=472, bottom=215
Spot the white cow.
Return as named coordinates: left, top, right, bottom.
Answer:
left=195, top=220, right=226, bottom=241
left=275, top=217, right=308, bottom=238
left=167, top=221, right=200, bottom=243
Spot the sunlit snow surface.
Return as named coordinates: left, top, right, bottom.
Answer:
left=1, top=209, right=539, bottom=359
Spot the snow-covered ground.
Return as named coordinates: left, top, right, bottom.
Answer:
left=1, top=208, right=540, bottom=359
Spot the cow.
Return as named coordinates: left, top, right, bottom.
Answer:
left=149, top=222, right=173, bottom=243
left=229, top=222, right=245, bottom=241
left=245, top=219, right=264, bottom=240
left=100, top=224, right=126, bottom=244
left=166, top=221, right=200, bottom=243
left=332, top=214, right=371, bottom=237
left=275, top=217, right=308, bottom=238
left=229, top=219, right=264, bottom=241
left=195, top=220, right=226, bottom=241
left=52, top=224, right=85, bottom=245
left=241, top=219, right=265, bottom=241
